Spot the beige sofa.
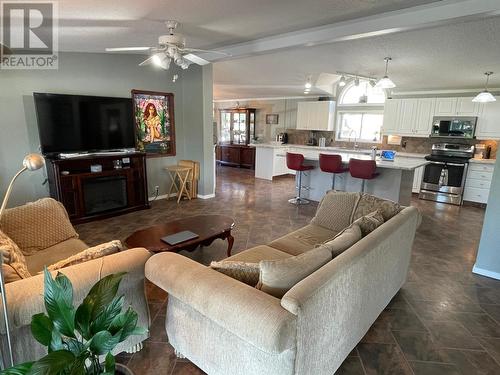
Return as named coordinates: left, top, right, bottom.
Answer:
left=0, top=198, right=152, bottom=364
left=146, top=192, right=421, bottom=375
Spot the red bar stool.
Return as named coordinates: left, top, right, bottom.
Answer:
left=286, top=152, right=314, bottom=205
left=348, top=158, right=379, bottom=193
left=319, top=153, right=349, bottom=190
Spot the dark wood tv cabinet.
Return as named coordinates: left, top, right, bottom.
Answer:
left=45, top=152, right=149, bottom=224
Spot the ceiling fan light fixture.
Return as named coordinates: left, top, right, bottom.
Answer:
left=152, top=52, right=170, bottom=70
left=473, top=72, right=496, bottom=103
left=375, top=57, right=396, bottom=89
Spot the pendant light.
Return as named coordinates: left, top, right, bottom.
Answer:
left=472, top=72, right=496, bottom=103
left=339, top=75, right=347, bottom=87
left=375, top=57, right=396, bottom=89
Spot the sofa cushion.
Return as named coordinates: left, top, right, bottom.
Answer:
left=352, top=210, right=385, bottom=236
left=210, top=261, right=260, bottom=286
left=226, top=245, right=292, bottom=263
left=3, top=264, right=23, bottom=283
left=258, top=247, right=332, bottom=298
left=352, top=193, right=402, bottom=222
left=0, top=198, right=79, bottom=256
left=0, top=229, right=31, bottom=279
left=46, top=240, right=123, bottom=272
left=25, top=238, right=88, bottom=274
left=269, top=224, right=337, bottom=256
left=319, top=224, right=362, bottom=258
left=310, top=191, right=361, bottom=231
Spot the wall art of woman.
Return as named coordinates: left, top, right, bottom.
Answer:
left=144, top=102, right=162, bottom=142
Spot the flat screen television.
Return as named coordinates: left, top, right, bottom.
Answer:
left=34, top=93, right=135, bottom=155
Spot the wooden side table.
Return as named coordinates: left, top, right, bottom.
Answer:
left=165, top=165, right=193, bottom=203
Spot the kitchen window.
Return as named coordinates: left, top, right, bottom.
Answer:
left=337, top=80, right=386, bottom=142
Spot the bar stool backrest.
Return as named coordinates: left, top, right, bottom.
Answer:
left=349, top=159, right=377, bottom=179
left=319, top=154, right=344, bottom=173
left=286, top=152, right=305, bottom=171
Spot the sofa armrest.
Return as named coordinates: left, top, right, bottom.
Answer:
left=145, top=252, right=296, bottom=354
left=2, top=248, right=152, bottom=333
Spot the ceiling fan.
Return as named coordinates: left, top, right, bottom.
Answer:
left=105, top=20, right=229, bottom=70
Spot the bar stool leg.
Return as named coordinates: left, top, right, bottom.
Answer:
left=332, top=174, right=336, bottom=190
left=361, top=179, right=366, bottom=193
left=288, top=171, right=310, bottom=205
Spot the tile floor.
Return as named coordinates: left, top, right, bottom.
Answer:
left=77, top=166, right=500, bottom=375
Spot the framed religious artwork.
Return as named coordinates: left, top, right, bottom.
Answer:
left=132, top=89, right=176, bottom=157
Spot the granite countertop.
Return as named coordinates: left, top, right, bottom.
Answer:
left=252, top=143, right=496, bottom=165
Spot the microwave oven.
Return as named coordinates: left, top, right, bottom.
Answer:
left=430, top=116, right=477, bottom=139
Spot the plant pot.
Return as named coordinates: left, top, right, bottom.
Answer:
left=115, top=363, right=134, bottom=375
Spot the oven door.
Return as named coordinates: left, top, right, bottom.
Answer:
left=421, top=161, right=466, bottom=194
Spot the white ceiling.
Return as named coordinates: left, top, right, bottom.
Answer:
left=28, top=0, right=500, bottom=99
left=213, top=15, right=500, bottom=99
left=57, top=0, right=437, bottom=52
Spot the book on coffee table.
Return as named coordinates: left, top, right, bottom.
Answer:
left=161, top=230, right=199, bottom=245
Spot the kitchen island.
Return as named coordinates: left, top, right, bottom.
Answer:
left=253, top=144, right=429, bottom=205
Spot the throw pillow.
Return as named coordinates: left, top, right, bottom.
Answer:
left=311, top=191, right=361, bottom=232
left=2, top=264, right=23, bottom=283
left=0, top=229, right=31, bottom=279
left=319, top=224, right=362, bottom=258
left=353, top=210, right=385, bottom=237
left=46, top=240, right=123, bottom=271
left=258, top=246, right=332, bottom=298
left=210, top=261, right=260, bottom=286
left=0, top=198, right=79, bottom=256
left=352, top=193, right=402, bottom=222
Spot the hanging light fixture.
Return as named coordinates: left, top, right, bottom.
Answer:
left=339, top=75, right=347, bottom=87
left=472, top=72, right=496, bottom=103
left=354, top=76, right=360, bottom=87
left=375, top=57, right=396, bottom=89
left=304, top=76, right=312, bottom=89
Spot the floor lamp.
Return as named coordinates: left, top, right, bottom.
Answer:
left=0, top=153, right=45, bottom=369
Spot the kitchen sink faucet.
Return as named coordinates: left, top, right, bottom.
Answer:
left=348, top=129, right=359, bottom=150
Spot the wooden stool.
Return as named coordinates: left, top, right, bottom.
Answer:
left=165, top=165, right=193, bottom=203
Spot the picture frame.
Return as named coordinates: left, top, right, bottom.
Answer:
left=266, top=114, right=279, bottom=125
left=132, top=89, right=176, bottom=157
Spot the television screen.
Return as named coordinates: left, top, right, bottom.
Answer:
left=34, top=93, right=135, bottom=154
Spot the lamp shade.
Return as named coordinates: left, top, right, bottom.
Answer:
left=375, top=76, right=396, bottom=89
left=472, top=91, right=496, bottom=103
left=22, top=153, right=45, bottom=171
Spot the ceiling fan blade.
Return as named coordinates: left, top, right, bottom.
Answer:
left=181, top=48, right=230, bottom=56
left=183, top=53, right=210, bottom=66
left=139, top=55, right=156, bottom=66
left=106, top=47, right=152, bottom=52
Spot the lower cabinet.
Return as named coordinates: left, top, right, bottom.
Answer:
left=463, top=163, right=495, bottom=204
left=412, top=165, right=425, bottom=193
left=216, top=144, right=255, bottom=169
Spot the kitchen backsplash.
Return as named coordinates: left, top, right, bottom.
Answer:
left=285, top=129, right=498, bottom=159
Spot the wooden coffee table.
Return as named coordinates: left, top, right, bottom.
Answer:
left=125, top=215, right=235, bottom=257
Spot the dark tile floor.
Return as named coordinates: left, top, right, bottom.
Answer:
left=76, top=166, right=500, bottom=375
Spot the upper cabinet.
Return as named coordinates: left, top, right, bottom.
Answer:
left=434, top=97, right=482, bottom=116
left=382, top=98, right=435, bottom=137
left=296, top=101, right=335, bottom=131
left=476, top=100, right=500, bottom=140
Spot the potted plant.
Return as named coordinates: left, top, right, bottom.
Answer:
left=1, top=269, right=147, bottom=375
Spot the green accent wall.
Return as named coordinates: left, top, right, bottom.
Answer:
left=0, top=52, right=214, bottom=206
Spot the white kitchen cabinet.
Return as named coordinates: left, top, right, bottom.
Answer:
left=296, top=101, right=335, bottom=131
left=382, top=99, right=400, bottom=134
left=464, top=163, right=495, bottom=203
left=412, top=165, right=425, bottom=193
left=434, top=98, right=457, bottom=116
left=414, top=98, right=436, bottom=136
left=456, top=98, right=481, bottom=116
left=476, top=100, right=500, bottom=139
left=398, top=99, right=418, bottom=136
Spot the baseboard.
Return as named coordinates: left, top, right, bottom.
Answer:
left=472, top=264, right=500, bottom=280
left=197, top=193, right=215, bottom=199
left=148, top=193, right=176, bottom=201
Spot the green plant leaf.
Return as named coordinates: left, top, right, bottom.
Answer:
left=74, top=302, right=92, bottom=340
left=67, top=352, right=89, bottom=375
left=0, top=362, right=33, bottom=375
left=63, top=338, right=85, bottom=357
left=30, top=314, right=53, bottom=346
left=90, top=295, right=124, bottom=335
left=104, top=352, right=115, bottom=374
left=108, top=308, right=136, bottom=338
left=83, top=272, right=126, bottom=320
left=49, top=329, right=63, bottom=352
left=89, top=331, right=121, bottom=355
left=27, top=350, right=74, bottom=375
left=43, top=269, right=76, bottom=338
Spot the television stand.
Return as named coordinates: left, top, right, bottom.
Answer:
left=45, top=152, right=149, bottom=224
left=59, top=149, right=137, bottom=159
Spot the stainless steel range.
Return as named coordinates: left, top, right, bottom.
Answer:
left=419, top=143, right=475, bottom=205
